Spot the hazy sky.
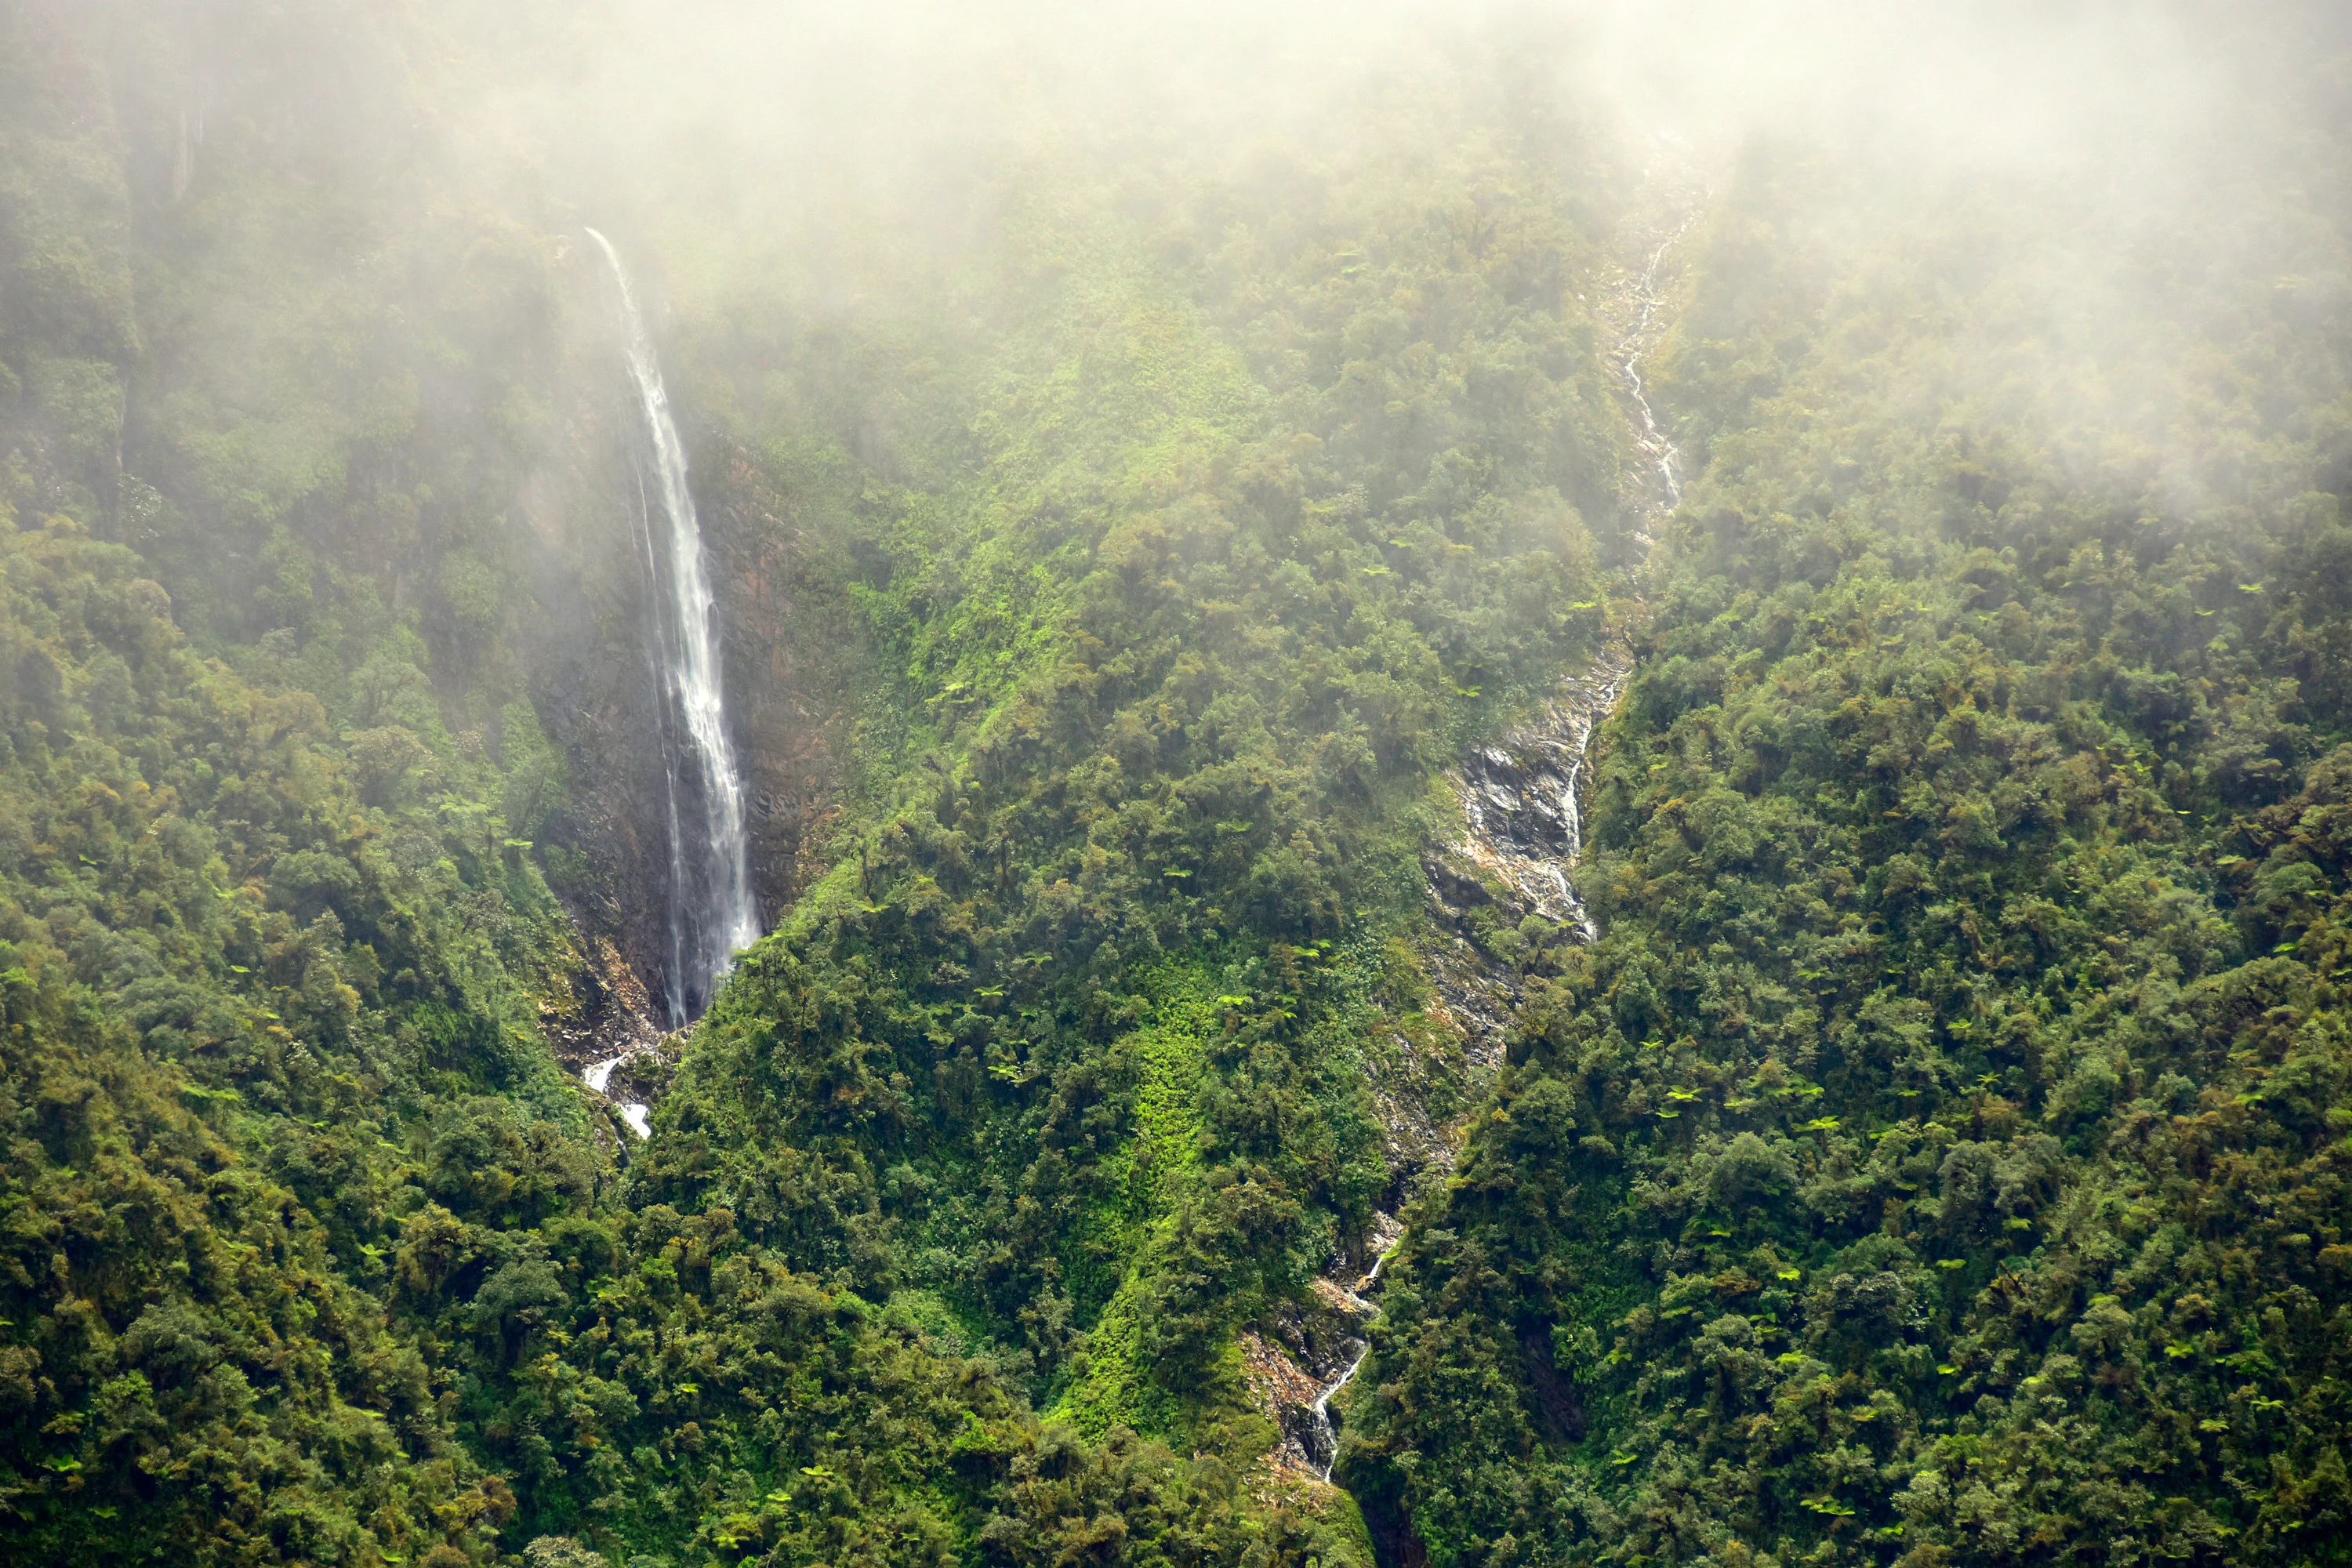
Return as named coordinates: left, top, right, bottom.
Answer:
left=501, top=1, right=2336, bottom=172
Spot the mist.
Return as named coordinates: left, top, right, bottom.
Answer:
left=4, top=3, right=2350, bottom=1566
left=399, top=0, right=2351, bottom=460
left=464, top=2, right=2349, bottom=216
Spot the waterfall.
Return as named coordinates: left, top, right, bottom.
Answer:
left=1618, top=217, right=1696, bottom=521
left=1301, top=1240, right=1402, bottom=1480
left=587, top=229, right=760, bottom=1025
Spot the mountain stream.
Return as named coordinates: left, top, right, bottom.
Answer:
left=1297, top=204, right=1694, bottom=1490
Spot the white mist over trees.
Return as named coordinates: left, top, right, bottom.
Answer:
left=2, top=5, right=2349, bottom=1568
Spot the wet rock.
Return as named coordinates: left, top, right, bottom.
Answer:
left=1241, top=1330, right=1333, bottom=1479
left=507, top=260, right=851, bottom=1025
left=710, top=453, right=850, bottom=927
left=1443, top=644, right=1632, bottom=938
left=1250, top=1273, right=1381, bottom=1478
left=1518, top=1319, right=1588, bottom=1443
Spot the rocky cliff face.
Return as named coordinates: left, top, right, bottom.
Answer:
left=1444, top=645, right=1633, bottom=939
left=506, top=258, right=847, bottom=1033
left=710, top=453, right=850, bottom=931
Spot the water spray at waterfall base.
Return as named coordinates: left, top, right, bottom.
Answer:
left=586, top=229, right=761, bottom=1036
left=583, top=1056, right=653, bottom=1141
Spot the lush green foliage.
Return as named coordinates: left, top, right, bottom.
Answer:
left=2, top=5, right=1626, bottom=1564
left=8, top=5, right=2352, bottom=1568
left=1341, top=129, right=2352, bottom=1568
left=0, top=520, right=576, bottom=1561
left=648, top=122, right=1622, bottom=1407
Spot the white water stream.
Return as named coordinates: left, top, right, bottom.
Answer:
left=1553, top=655, right=1633, bottom=944
left=583, top=1055, right=652, bottom=1141
left=1305, top=202, right=1695, bottom=1487
left=586, top=230, right=760, bottom=1028
left=1619, top=219, right=1695, bottom=520
left=1301, top=1241, right=1401, bottom=1480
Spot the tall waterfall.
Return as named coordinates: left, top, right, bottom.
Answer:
left=588, top=229, right=760, bottom=1025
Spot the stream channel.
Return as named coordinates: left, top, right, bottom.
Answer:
left=1297, top=200, right=1696, bottom=1496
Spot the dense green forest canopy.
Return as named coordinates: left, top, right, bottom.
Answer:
left=2, top=3, right=2350, bottom=1567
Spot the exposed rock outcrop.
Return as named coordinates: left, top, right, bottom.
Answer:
left=1445, top=644, right=1634, bottom=941
left=1250, top=644, right=1636, bottom=1487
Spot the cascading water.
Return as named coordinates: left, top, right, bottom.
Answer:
left=1451, top=646, right=1634, bottom=946
left=1552, top=660, right=1629, bottom=944
left=586, top=228, right=761, bottom=1029
left=1618, top=217, right=1696, bottom=523
left=1306, top=196, right=1700, bottom=1500
left=583, top=1057, right=652, bottom=1141
left=1300, top=1241, right=1401, bottom=1480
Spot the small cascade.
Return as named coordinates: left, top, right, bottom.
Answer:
left=583, top=1054, right=652, bottom=1141
left=1617, top=214, right=1698, bottom=527
left=1305, top=1342, right=1370, bottom=1479
left=1555, top=715, right=1602, bottom=941
left=1451, top=646, right=1635, bottom=943
left=1299, top=1243, right=1399, bottom=1480
left=586, top=229, right=761, bottom=1025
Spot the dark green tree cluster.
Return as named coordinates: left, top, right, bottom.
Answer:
left=0, top=519, right=575, bottom=1560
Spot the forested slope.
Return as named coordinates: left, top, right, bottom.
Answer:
left=5, top=4, right=2352, bottom=1568
left=1340, top=100, right=2352, bottom=1568
left=0, top=4, right=1635, bottom=1563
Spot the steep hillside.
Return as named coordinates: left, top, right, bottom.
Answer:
left=5, top=5, right=2352, bottom=1568
left=1340, top=102, right=2352, bottom=1568
left=0, top=5, right=1645, bottom=1563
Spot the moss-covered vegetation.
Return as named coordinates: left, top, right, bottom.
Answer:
left=5, top=4, right=2351, bottom=1567
left=1341, top=111, right=2352, bottom=1568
